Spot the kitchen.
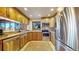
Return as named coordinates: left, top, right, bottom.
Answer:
left=0, top=7, right=56, bottom=51
left=0, top=7, right=78, bottom=51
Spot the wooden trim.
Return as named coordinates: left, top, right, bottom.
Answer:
left=41, top=12, right=57, bottom=19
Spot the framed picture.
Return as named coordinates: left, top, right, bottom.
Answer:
left=32, top=21, right=41, bottom=30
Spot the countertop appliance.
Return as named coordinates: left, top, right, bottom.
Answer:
left=0, top=29, right=3, bottom=35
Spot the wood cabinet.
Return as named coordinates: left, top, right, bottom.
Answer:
left=24, top=34, right=28, bottom=44
left=27, top=32, right=32, bottom=41
left=32, top=32, right=42, bottom=41
left=0, top=7, right=29, bottom=24
left=20, top=34, right=25, bottom=48
left=37, top=32, right=42, bottom=40
left=50, top=32, right=56, bottom=46
left=3, top=36, right=20, bottom=51
left=32, top=32, right=37, bottom=40
left=13, top=36, right=20, bottom=50
left=49, top=17, right=55, bottom=28
left=27, top=32, right=42, bottom=41
left=0, top=33, right=28, bottom=51
left=0, top=40, right=3, bottom=51
left=0, top=32, right=42, bottom=51
left=18, top=34, right=28, bottom=49
left=8, top=8, right=16, bottom=20
left=0, top=7, right=7, bottom=17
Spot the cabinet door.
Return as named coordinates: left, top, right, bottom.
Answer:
left=24, top=34, right=28, bottom=44
left=13, top=36, right=20, bottom=51
left=37, top=32, right=42, bottom=41
left=3, top=39, right=14, bottom=51
left=8, top=8, right=16, bottom=20
left=32, top=32, right=37, bottom=41
left=20, top=35, right=25, bottom=48
left=3, top=36, right=20, bottom=51
left=22, top=34, right=26, bottom=46
left=0, top=7, right=7, bottom=17
left=0, top=40, right=3, bottom=51
left=50, top=33, right=56, bottom=46
left=27, top=32, right=32, bottom=41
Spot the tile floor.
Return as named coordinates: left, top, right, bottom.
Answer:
left=20, top=41, right=55, bottom=51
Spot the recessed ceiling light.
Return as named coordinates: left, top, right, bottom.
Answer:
left=38, top=14, right=41, bottom=17
left=30, top=15, right=32, bottom=17
left=51, top=8, right=54, bottom=11
left=24, top=8, right=28, bottom=11
left=57, top=7, right=64, bottom=12
left=46, top=18, right=49, bottom=22
left=48, top=14, right=51, bottom=16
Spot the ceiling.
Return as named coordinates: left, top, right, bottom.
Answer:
left=17, top=7, right=57, bottom=19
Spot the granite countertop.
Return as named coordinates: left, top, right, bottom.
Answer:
left=0, top=30, right=42, bottom=40
left=0, top=31, right=27, bottom=40
left=29, top=30, right=42, bottom=32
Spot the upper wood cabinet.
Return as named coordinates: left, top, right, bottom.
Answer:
left=0, top=7, right=7, bottom=17
left=0, top=7, right=29, bottom=24
left=22, top=16, right=28, bottom=24
left=16, top=13, right=22, bottom=23
left=8, top=8, right=16, bottom=20
left=14, top=8, right=29, bottom=24
left=49, top=17, right=55, bottom=28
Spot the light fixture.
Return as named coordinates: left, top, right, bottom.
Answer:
left=24, top=8, right=28, bottom=11
left=57, top=7, right=64, bottom=12
left=51, top=8, right=54, bottom=11
left=30, top=15, right=32, bottom=17
left=46, top=18, right=49, bottom=22
left=38, top=14, right=41, bottom=17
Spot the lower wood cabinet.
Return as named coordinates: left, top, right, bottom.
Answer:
left=20, top=34, right=25, bottom=48
left=27, top=32, right=32, bottom=41
left=3, top=36, right=20, bottom=51
left=32, top=32, right=37, bottom=40
left=0, top=33, right=29, bottom=51
left=27, top=32, right=42, bottom=41
left=0, top=32, right=42, bottom=51
left=37, top=32, right=42, bottom=40
left=50, top=33, right=56, bottom=46
left=0, top=40, right=3, bottom=51
left=24, top=34, right=28, bottom=44
left=2, top=33, right=28, bottom=51
left=13, top=37, right=20, bottom=50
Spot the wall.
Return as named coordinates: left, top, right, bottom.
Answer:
left=27, top=19, right=42, bottom=31
left=27, top=18, right=56, bottom=31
